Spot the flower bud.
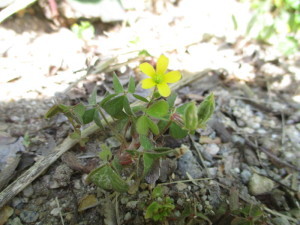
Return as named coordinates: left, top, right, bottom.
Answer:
left=197, top=93, right=215, bottom=127
left=183, top=102, right=198, bottom=131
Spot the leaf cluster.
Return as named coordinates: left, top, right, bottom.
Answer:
left=145, top=186, right=175, bottom=222
left=45, top=72, right=215, bottom=192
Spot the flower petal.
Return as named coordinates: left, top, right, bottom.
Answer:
left=164, top=71, right=181, bottom=83
left=139, top=63, right=156, bottom=77
left=157, top=82, right=171, bottom=97
left=142, top=78, right=156, bottom=89
left=156, top=55, right=169, bottom=75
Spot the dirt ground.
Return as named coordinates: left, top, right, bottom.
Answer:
left=0, top=0, right=300, bottom=224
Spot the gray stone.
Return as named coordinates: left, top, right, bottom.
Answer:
left=105, top=137, right=120, bottom=148
left=240, top=169, right=252, bottom=184
left=177, top=150, right=203, bottom=179
left=271, top=217, right=291, bottom=225
left=205, top=143, right=220, bottom=155
left=20, top=211, right=39, bottom=223
left=22, top=184, right=34, bottom=198
left=248, top=173, right=275, bottom=195
left=6, top=217, right=23, bottom=225
left=126, top=201, right=138, bottom=209
left=124, top=212, right=131, bottom=221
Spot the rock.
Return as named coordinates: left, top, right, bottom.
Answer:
left=177, top=149, right=204, bottom=179
left=22, top=184, right=34, bottom=198
left=105, top=137, right=120, bottom=148
left=126, top=201, right=138, bottom=209
left=240, top=170, right=252, bottom=184
left=20, top=211, right=39, bottom=223
left=11, top=197, right=26, bottom=209
left=248, top=173, right=275, bottom=195
left=51, top=164, right=73, bottom=188
left=158, top=158, right=177, bottom=182
left=6, top=217, right=23, bottom=225
left=175, top=182, right=188, bottom=191
left=124, top=212, right=131, bottom=221
left=50, top=208, right=61, bottom=217
left=271, top=217, right=291, bottom=225
left=205, top=143, right=220, bottom=155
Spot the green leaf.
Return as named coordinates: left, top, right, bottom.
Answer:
left=145, top=202, right=160, bottom=220
left=158, top=120, right=168, bottom=132
left=99, top=144, right=112, bottom=162
left=143, top=153, right=156, bottom=176
left=128, top=76, right=136, bottom=93
left=132, top=105, right=146, bottom=113
left=138, top=49, right=151, bottom=56
left=231, top=217, right=251, bottom=225
left=99, top=93, right=118, bottom=106
left=93, top=111, right=104, bottom=128
left=152, top=186, right=163, bottom=198
left=102, top=96, right=125, bottom=118
left=112, top=72, right=124, bottom=93
left=112, top=157, right=123, bottom=174
left=195, top=212, right=212, bottom=224
left=82, top=108, right=96, bottom=124
left=88, top=87, right=97, bottom=105
left=136, top=115, right=149, bottom=135
left=176, top=102, right=190, bottom=115
left=45, top=104, right=70, bottom=118
left=45, top=105, right=61, bottom=118
left=73, top=103, right=85, bottom=124
left=123, top=96, right=133, bottom=115
left=145, top=117, right=159, bottom=135
left=87, top=165, right=128, bottom=192
left=132, top=94, right=149, bottom=102
left=143, top=147, right=172, bottom=177
left=169, top=122, right=188, bottom=139
left=139, top=135, right=153, bottom=150
left=146, top=100, right=169, bottom=118
left=166, top=92, right=177, bottom=108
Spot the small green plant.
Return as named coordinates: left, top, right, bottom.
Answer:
left=45, top=54, right=215, bottom=192
left=231, top=204, right=267, bottom=225
left=145, top=186, right=175, bottom=221
left=71, top=21, right=95, bottom=40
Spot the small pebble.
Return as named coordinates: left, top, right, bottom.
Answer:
left=248, top=173, right=275, bottom=195
left=205, top=143, right=220, bottom=155
left=176, top=182, right=188, bottom=191
left=20, top=210, right=39, bottom=223
left=126, top=201, right=138, bottom=209
left=124, top=212, right=132, bottom=221
left=240, top=170, right=252, bottom=184
left=22, top=185, right=34, bottom=198
left=50, top=208, right=62, bottom=217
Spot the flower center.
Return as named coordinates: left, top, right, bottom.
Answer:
left=153, top=74, right=163, bottom=84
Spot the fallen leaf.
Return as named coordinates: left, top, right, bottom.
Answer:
left=78, top=194, right=98, bottom=212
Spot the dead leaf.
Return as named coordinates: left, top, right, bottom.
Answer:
left=78, top=194, right=98, bottom=212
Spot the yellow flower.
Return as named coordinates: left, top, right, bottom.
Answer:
left=140, top=55, right=181, bottom=97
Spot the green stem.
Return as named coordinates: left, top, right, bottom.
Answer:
left=154, top=120, right=172, bottom=141
left=146, top=87, right=157, bottom=108
left=97, top=105, right=127, bottom=147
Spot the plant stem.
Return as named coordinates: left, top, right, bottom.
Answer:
left=97, top=105, right=127, bottom=146
left=146, top=87, right=157, bottom=108
left=154, top=120, right=172, bottom=141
